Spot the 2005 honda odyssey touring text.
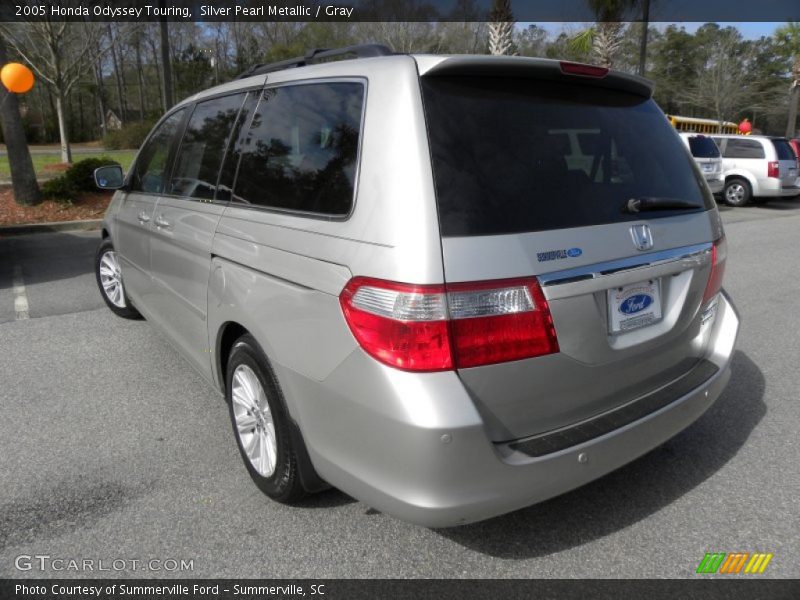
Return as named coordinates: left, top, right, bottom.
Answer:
left=93, top=45, right=739, bottom=527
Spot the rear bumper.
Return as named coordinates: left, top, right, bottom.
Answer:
left=780, top=184, right=800, bottom=197
left=287, top=292, right=740, bottom=528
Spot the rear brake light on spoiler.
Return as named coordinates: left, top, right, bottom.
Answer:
left=340, top=277, right=559, bottom=372
left=559, top=61, right=609, bottom=78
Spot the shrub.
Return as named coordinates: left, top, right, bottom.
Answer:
left=64, top=157, right=121, bottom=193
left=41, top=176, right=77, bottom=203
left=42, top=157, right=121, bottom=203
left=103, top=121, right=154, bottom=150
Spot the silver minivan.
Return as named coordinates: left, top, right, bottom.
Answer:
left=711, top=134, right=800, bottom=206
left=94, top=47, right=739, bottom=527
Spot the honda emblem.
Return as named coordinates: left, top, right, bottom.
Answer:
left=630, top=224, right=653, bottom=251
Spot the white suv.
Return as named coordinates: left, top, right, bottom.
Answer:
left=711, top=135, right=800, bottom=206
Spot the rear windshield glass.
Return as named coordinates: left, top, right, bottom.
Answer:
left=421, top=77, right=712, bottom=237
left=772, top=139, right=796, bottom=160
left=687, top=135, right=720, bottom=158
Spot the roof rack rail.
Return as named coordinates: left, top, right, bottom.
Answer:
left=236, top=44, right=393, bottom=80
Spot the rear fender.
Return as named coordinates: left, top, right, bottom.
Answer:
left=723, top=169, right=757, bottom=190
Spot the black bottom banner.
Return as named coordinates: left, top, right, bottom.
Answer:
left=2, top=579, right=799, bottom=600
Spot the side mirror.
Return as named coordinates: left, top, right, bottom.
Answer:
left=94, top=165, right=125, bottom=190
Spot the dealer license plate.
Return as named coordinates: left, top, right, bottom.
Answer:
left=608, top=279, right=662, bottom=333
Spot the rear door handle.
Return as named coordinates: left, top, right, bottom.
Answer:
left=154, top=215, right=172, bottom=229
left=137, top=211, right=150, bottom=224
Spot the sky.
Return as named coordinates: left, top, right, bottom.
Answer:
left=523, top=22, right=785, bottom=40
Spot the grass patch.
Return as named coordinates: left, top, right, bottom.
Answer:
left=0, top=150, right=137, bottom=179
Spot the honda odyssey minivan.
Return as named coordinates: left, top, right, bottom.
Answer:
left=94, top=46, right=739, bottom=527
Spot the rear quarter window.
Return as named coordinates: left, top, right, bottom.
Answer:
left=421, top=77, right=712, bottom=237
left=231, top=81, right=364, bottom=217
left=722, top=138, right=765, bottom=159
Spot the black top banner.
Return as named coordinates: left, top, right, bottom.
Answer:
left=2, top=0, right=800, bottom=23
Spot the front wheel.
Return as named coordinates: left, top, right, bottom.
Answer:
left=723, top=178, right=752, bottom=207
left=95, top=239, right=141, bottom=319
left=227, top=335, right=306, bottom=503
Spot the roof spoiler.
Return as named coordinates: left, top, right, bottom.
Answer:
left=415, top=55, right=654, bottom=99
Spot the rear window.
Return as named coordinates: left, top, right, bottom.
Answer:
left=772, top=139, right=796, bottom=160
left=722, top=138, right=765, bottom=159
left=421, top=77, right=711, bottom=237
left=687, top=135, right=720, bottom=158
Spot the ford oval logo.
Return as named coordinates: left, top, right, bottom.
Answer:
left=619, top=294, right=653, bottom=315
left=567, top=247, right=582, bottom=258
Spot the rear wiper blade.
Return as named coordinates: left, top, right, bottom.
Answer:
left=623, top=197, right=702, bottom=213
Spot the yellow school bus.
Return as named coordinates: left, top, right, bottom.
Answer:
left=667, top=115, right=739, bottom=134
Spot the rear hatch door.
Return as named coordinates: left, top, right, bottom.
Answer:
left=771, top=138, right=799, bottom=188
left=419, top=60, right=720, bottom=442
left=685, top=134, right=722, bottom=182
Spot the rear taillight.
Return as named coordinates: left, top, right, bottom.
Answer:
left=767, top=161, right=780, bottom=178
left=702, top=236, right=727, bottom=305
left=559, top=61, right=609, bottom=78
left=339, top=277, right=559, bottom=372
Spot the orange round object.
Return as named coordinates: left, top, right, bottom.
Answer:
left=1, top=62, right=35, bottom=94
left=738, top=119, right=752, bottom=134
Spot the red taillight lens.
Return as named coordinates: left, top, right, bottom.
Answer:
left=339, top=278, right=451, bottom=371
left=339, top=276, right=559, bottom=372
left=447, top=279, right=559, bottom=368
left=767, top=161, right=780, bottom=178
left=702, top=236, right=727, bottom=304
left=559, top=61, right=609, bottom=78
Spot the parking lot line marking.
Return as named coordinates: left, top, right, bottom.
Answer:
left=12, top=264, right=30, bottom=320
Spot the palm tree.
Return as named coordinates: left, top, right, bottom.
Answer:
left=570, top=0, right=635, bottom=68
left=488, top=0, right=515, bottom=56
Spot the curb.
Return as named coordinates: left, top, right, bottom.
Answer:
left=0, top=178, right=56, bottom=186
left=0, top=219, right=103, bottom=236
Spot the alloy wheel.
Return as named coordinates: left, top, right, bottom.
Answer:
left=231, top=364, right=278, bottom=478
left=725, top=183, right=745, bottom=205
left=98, top=250, right=126, bottom=308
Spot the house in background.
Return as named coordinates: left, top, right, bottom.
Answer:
left=105, top=109, right=123, bottom=131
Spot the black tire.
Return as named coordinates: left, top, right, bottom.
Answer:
left=226, top=334, right=306, bottom=503
left=723, top=178, right=752, bottom=207
left=95, top=239, right=142, bottom=319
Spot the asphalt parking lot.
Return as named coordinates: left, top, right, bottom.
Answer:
left=1, top=200, right=799, bottom=579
